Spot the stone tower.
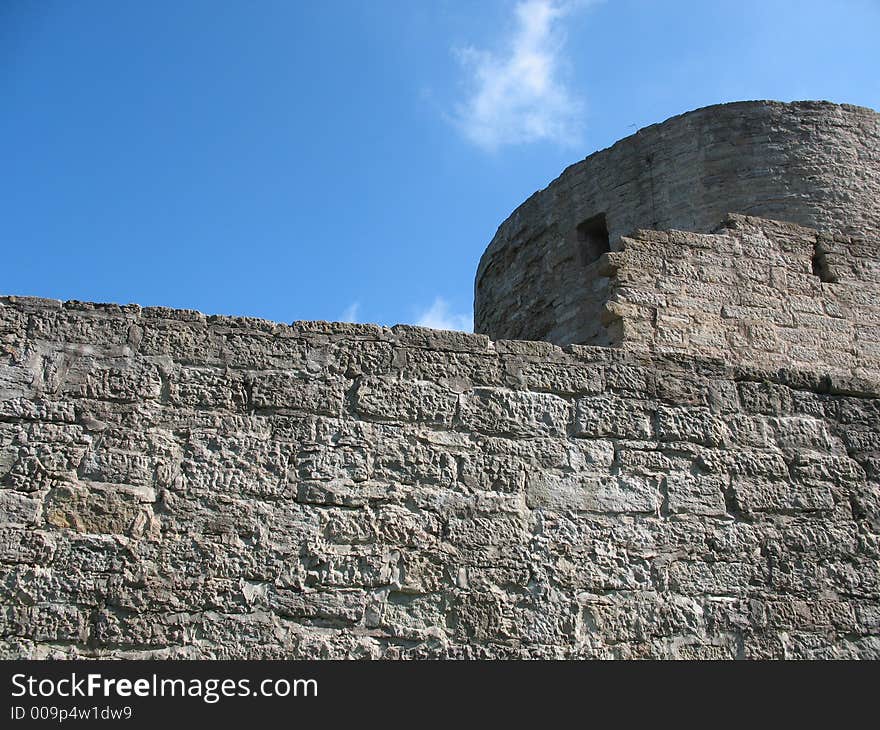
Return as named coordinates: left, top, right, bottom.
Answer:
left=475, top=101, right=880, bottom=381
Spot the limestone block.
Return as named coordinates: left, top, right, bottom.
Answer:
left=459, top=388, right=571, bottom=438
left=354, top=375, right=457, bottom=427
left=574, top=394, right=653, bottom=439
left=665, top=472, right=728, bottom=516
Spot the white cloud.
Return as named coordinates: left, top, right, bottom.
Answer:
left=415, top=297, right=472, bottom=332
left=452, top=0, right=588, bottom=150
left=340, top=301, right=360, bottom=323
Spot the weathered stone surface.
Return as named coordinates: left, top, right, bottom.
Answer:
left=602, top=216, right=880, bottom=381
left=0, top=296, right=878, bottom=659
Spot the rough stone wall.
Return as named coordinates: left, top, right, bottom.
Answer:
left=2, top=296, right=879, bottom=659
left=603, top=215, right=880, bottom=381
left=475, top=101, right=880, bottom=345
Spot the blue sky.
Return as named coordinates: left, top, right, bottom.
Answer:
left=3, top=1, right=878, bottom=330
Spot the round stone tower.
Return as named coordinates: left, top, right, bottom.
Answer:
left=474, top=100, right=880, bottom=346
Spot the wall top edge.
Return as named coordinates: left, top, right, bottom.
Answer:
left=4, top=287, right=879, bottom=401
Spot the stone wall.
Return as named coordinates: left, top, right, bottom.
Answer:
left=475, top=101, right=880, bottom=345
left=2, top=296, right=879, bottom=659
left=603, top=215, right=880, bottom=381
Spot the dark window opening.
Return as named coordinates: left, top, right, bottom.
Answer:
left=811, top=243, right=837, bottom=283
left=577, top=213, right=610, bottom=266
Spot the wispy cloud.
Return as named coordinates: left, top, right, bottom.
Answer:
left=340, top=301, right=360, bottom=323
left=415, top=297, right=472, bottom=332
left=452, top=0, right=588, bottom=150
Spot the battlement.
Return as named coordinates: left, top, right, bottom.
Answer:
left=475, top=101, right=880, bottom=349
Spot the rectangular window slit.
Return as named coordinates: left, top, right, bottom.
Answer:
left=812, top=243, right=837, bottom=283
left=577, top=213, right=610, bottom=266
